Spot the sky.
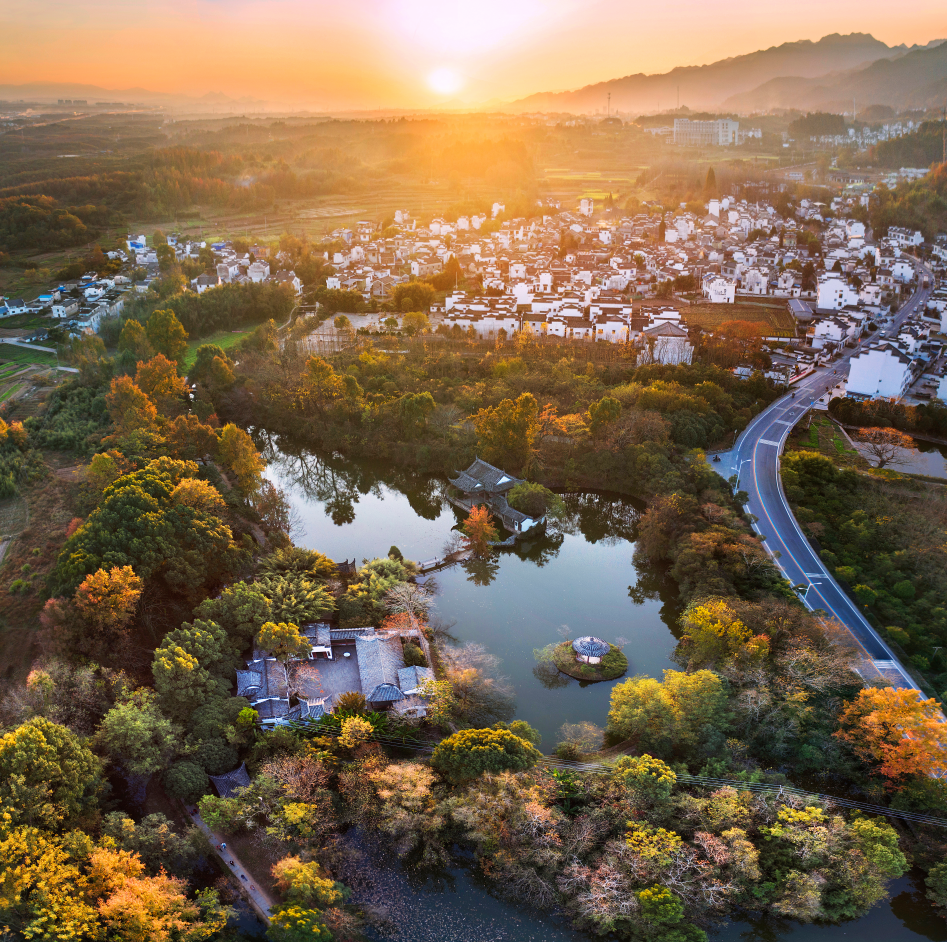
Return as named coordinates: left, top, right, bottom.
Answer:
left=1, top=0, right=945, bottom=110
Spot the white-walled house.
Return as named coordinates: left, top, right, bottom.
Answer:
left=248, top=261, right=270, bottom=283
left=704, top=275, right=736, bottom=304
left=638, top=322, right=694, bottom=365
left=845, top=343, right=915, bottom=400
left=817, top=276, right=859, bottom=311
left=52, top=298, right=79, bottom=319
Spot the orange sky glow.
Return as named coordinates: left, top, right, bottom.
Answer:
left=1, top=0, right=945, bottom=109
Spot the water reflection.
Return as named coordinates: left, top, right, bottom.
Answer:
left=263, top=437, right=944, bottom=942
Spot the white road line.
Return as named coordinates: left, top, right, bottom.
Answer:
left=758, top=440, right=780, bottom=446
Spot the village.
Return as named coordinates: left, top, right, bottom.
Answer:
left=1, top=170, right=946, bottom=408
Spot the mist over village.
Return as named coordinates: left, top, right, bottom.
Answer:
left=1, top=3, right=947, bottom=941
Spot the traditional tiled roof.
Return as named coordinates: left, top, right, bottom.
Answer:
left=397, top=665, right=434, bottom=695
left=331, top=627, right=375, bottom=641
left=302, top=623, right=332, bottom=647
left=236, top=669, right=263, bottom=698
left=451, top=458, right=523, bottom=494
left=356, top=634, right=406, bottom=704
left=573, top=636, right=611, bottom=658
left=209, top=763, right=251, bottom=799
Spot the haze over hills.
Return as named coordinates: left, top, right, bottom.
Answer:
left=506, top=33, right=946, bottom=115
left=0, top=81, right=265, bottom=110
left=724, top=39, right=947, bottom=112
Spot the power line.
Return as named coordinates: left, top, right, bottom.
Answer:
left=290, top=721, right=947, bottom=829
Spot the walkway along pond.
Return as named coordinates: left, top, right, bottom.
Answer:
left=261, top=438, right=947, bottom=942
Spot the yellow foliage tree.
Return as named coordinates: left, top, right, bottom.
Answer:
left=216, top=423, right=264, bottom=495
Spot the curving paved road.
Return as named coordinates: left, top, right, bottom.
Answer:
left=724, top=261, right=932, bottom=691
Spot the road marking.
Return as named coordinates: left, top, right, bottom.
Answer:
left=774, top=419, right=793, bottom=425
left=758, top=439, right=780, bottom=446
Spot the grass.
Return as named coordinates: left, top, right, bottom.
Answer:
left=0, top=496, right=28, bottom=538
left=184, top=329, right=251, bottom=369
left=553, top=641, right=628, bottom=682
left=0, top=346, right=57, bottom=367
left=0, top=383, right=24, bottom=403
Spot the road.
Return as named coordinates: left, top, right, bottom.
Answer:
left=188, top=808, right=275, bottom=922
left=725, top=259, right=933, bottom=691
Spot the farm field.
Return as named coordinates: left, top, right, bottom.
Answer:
left=683, top=300, right=796, bottom=335
left=0, top=345, right=58, bottom=367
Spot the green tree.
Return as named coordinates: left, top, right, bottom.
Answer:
left=98, top=688, right=181, bottom=776
left=255, top=573, right=336, bottom=625
left=53, top=459, right=241, bottom=599
left=431, top=727, right=542, bottom=783
left=102, top=812, right=200, bottom=875
left=272, top=856, right=345, bottom=906
left=470, top=392, right=538, bottom=469
left=607, top=670, right=730, bottom=761
left=163, top=760, right=209, bottom=803
left=507, top=481, right=559, bottom=518
left=0, top=717, right=103, bottom=831
left=118, top=319, right=155, bottom=362
left=194, top=581, right=273, bottom=648
left=257, top=621, right=311, bottom=690
left=392, top=281, right=436, bottom=312
left=146, top=309, right=189, bottom=371
left=587, top=396, right=622, bottom=436
left=152, top=630, right=228, bottom=721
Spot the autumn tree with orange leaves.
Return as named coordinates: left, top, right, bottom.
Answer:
left=835, top=686, right=947, bottom=783
left=461, top=505, right=499, bottom=557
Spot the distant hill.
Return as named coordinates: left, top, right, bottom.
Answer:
left=724, top=40, right=947, bottom=112
left=504, top=34, right=946, bottom=115
left=507, top=34, right=916, bottom=114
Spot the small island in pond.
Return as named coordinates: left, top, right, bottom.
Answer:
left=554, top=636, right=628, bottom=682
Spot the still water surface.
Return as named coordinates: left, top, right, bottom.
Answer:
left=261, top=438, right=945, bottom=942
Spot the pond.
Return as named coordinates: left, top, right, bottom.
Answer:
left=261, top=439, right=681, bottom=747
left=852, top=438, right=947, bottom=480
left=260, top=437, right=946, bottom=942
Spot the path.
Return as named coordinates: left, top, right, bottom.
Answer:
left=188, top=807, right=275, bottom=922
left=720, top=259, right=933, bottom=693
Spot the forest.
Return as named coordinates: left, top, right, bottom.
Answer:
left=2, top=305, right=947, bottom=941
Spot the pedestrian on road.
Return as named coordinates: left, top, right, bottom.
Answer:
left=221, top=842, right=227, bottom=850
left=230, top=860, right=235, bottom=866
left=241, top=875, right=247, bottom=881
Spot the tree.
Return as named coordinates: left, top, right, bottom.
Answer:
left=256, top=621, right=311, bottom=691
left=53, top=459, right=241, bottom=599
left=163, top=414, right=219, bottom=462
left=255, top=573, right=335, bottom=625
left=194, top=582, right=273, bottom=648
left=431, top=727, right=542, bottom=783
left=272, top=857, right=344, bottom=907
left=470, top=392, right=539, bottom=469
left=190, top=344, right=234, bottom=387
left=507, top=481, right=559, bottom=518
left=338, top=715, right=374, bottom=749
left=461, top=505, right=499, bottom=557
left=163, top=761, right=210, bottom=803
left=217, top=423, right=264, bottom=494
left=333, top=314, right=351, bottom=331
left=98, top=689, right=181, bottom=776
left=396, top=391, right=435, bottom=436
left=392, top=281, right=436, bottom=312
left=836, top=686, right=947, bottom=782
left=267, top=905, right=333, bottom=942
left=705, top=166, right=717, bottom=197
left=105, top=376, right=158, bottom=437
left=855, top=427, right=914, bottom=469
left=402, top=311, right=431, bottom=335
left=135, top=354, right=187, bottom=416
left=152, top=629, right=227, bottom=721
left=102, top=812, right=199, bottom=876
left=0, top=717, right=103, bottom=831
left=612, top=754, right=677, bottom=805
left=587, top=396, right=622, bottom=436
left=607, top=670, right=730, bottom=761
left=72, top=565, right=142, bottom=641
left=118, top=319, right=155, bottom=362
left=146, top=309, right=189, bottom=371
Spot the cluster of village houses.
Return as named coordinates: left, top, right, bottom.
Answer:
left=1, top=172, right=945, bottom=402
